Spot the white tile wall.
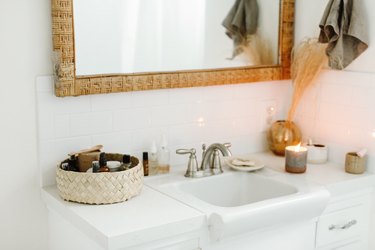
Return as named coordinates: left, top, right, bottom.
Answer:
left=294, top=70, right=375, bottom=173
left=36, top=76, right=290, bottom=187
left=36, top=69, right=375, bottom=187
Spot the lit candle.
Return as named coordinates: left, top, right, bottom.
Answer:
left=285, top=143, right=307, bottom=173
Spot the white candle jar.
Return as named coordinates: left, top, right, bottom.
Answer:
left=306, top=144, right=328, bottom=164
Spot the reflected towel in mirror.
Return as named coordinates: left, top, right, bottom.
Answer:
left=222, top=0, right=258, bottom=59
left=318, top=0, right=368, bottom=70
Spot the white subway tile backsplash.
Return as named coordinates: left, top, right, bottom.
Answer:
left=320, top=82, right=353, bottom=105
left=294, top=116, right=315, bottom=142
left=317, top=102, right=347, bottom=124
left=130, top=128, right=168, bottom=152
left=113, top=107, right=151, bottom=131
left=169, top=87, right=203, bottom=104
left=169, top=123, right=205, bottom=146
left=233, top=83, right=261, bottom=100
left=231, top=116, right=260, bottom=137
left=36, top=69, right=375, bottom=187
left=54, top=114, right=70, bottom=138
left=200, top=85, right=235, bottom=102
left=36, top=110, right=54, bottom=140
left=37, top=92, right=91, bottom=115
left=255, top=81, right=290, bottom=100
left=131, top=89, right=170, bottom=108
left=345, top=107, right=372, bottom=129
left=151, top=104, right=194, bottom=126
left=230, top=100, right=259, bottom=118
left=350, top=87, right=375, bottom=108
left=91, top=92, right=132, bottom=111
left=92, top=131, right=133, bottom=153
left=69, top=112, right=113, bottom=136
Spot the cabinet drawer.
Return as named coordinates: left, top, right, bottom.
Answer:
left=315, top=204, right=366, bottom=248
left=334, top=241, right=362, bottom=250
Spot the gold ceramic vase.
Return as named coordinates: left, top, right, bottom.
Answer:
left=267, top=120, right=302, bottom=156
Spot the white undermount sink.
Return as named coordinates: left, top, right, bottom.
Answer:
left=146, top=164, right=330, bottom=241
left=178, top=172, right=298, bottom=207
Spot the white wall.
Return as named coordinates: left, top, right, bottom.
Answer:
left=1, top=0, right=375, bottom=250
left=0, top=1, right=52, bottom=249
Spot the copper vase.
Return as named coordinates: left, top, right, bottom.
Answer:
left=267, top=120, right=302, bottom=156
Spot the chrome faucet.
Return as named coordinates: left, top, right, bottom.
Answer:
left=176, top=142, right=231, bottom=178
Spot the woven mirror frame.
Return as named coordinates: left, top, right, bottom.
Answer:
left=51, top=0, right=294, bottom=97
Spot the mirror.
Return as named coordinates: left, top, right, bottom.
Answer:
left=51, top=0, right=294, bottom=97
left=73, top=0, right=280, bottom=75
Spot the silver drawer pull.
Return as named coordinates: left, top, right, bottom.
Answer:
left=328, top=220, right=357, bottom=231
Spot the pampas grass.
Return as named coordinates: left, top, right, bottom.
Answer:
left=240, top=33, right=274, bottom=65
left=287, top=38, right=327, bottom=121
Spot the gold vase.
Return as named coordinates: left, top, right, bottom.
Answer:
left=267, top=120, right=302, bottom=156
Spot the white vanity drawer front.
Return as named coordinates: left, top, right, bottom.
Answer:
left=315, top=204, right=366, bottom=248
left=334, top=241, right=362, bottom=250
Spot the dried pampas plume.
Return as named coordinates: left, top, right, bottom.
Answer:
left=240, top=33, right=274, bottom=65
left=287, top=38, right=327, bottom=121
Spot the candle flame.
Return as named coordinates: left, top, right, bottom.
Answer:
left=294, top=143, right=301, bottom=152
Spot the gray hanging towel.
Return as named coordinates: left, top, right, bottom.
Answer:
left=318, top=0, right=368, bottom=70
left=222, top=0, right=258, bottom=59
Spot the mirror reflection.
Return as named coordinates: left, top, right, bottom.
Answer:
left=73, top=0, right=280, bottom=76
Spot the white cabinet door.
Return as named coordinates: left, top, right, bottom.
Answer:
left=315, top=193, right=372, bottom=250
left=334, top=241, right=362, bottom=250
left=316, top=205, right=365, bottom=247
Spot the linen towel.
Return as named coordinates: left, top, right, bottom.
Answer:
left=319, top=0, right=368, bottom=69
left=222, top=0, right=258, bottom=59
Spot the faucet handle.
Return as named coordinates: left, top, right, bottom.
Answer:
left=176, top=148, right=200, bottom=178
left=176, top=148, right=195, bottom=155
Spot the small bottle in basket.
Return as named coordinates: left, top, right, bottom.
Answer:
left=98, top=152, right=110, bottom=172
left=122, top=154, right=132, bottom=170
left=67, top=155, right=79, bottom=172
left=92, top=161, right=100, bottom=173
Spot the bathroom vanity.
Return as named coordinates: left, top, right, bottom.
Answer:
left=42, top=152, right=375, bottom=250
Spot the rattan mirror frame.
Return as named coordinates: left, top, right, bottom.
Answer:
left=51, top=0, right=294, bottom=97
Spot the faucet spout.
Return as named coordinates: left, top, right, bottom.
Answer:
left=200, top=143, right=232, bottom=172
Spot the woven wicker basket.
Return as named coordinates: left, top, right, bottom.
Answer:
left=56, top=155, right=143, bottom=205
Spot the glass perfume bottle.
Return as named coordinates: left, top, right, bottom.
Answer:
left=158, top=135, right=170, bottom=174
left=149, top=141, right=158, bottom=175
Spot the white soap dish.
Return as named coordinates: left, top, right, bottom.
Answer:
left=224, top=156, right=265, bottom=172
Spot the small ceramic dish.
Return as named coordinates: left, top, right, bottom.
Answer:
left=224, top=156, right=265, bottom=172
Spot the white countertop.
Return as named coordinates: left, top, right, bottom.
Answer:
left=42, top=151, right=375, bottom=249
left=42, top=185, right=205, bottom=249
left=252, top=152, right=375, bottom=197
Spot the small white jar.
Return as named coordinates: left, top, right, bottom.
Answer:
left=107, top=161, right=122, bottom=172
left=306, top=144, right=328, bottom=164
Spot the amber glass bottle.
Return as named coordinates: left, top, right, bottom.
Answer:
left=98, top=152, right=110, bottom=172
left=142, top=152, right=149, bottom=176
